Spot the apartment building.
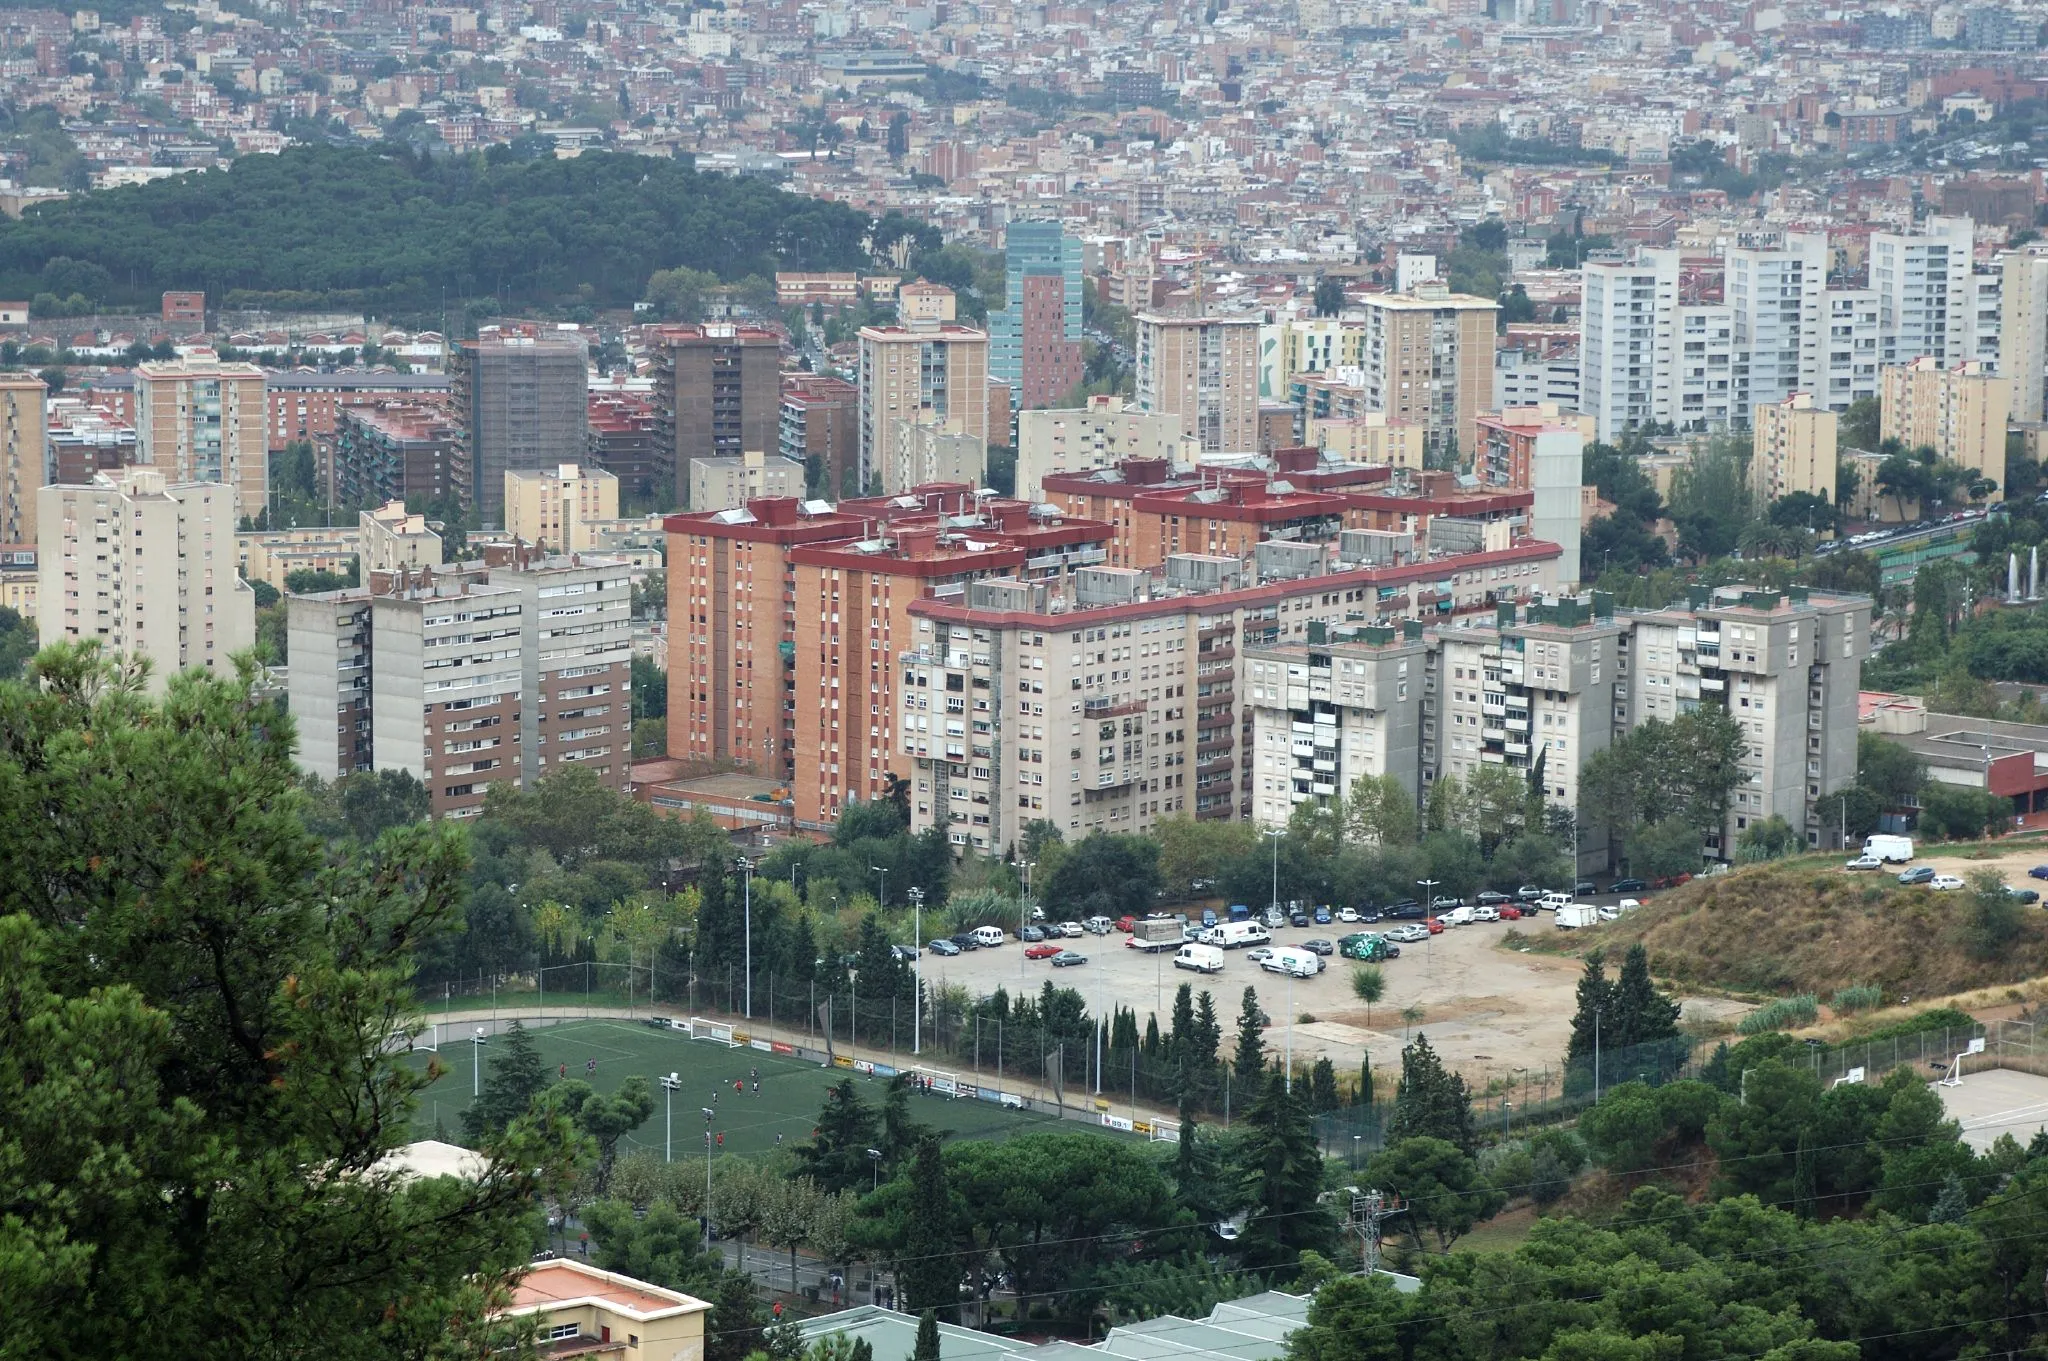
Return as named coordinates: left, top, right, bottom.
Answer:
left=266, top=371, right=450, bottom=451
left=1015, top=396, right=1191, bottom=501
left=1354, top=284, right=1500, bottom=459
left=779, top=374, right=859, bottom=498
left=887, top=420, right=985, bottom=494
left=989, top=220, right=1085, bottom=410
left=1580, top=249, right=1680, bottom=443
left=1824, top=289, right=1882, bottom=411
left=489, top=552, right=635, bottom=786
left=287, top=588, right=374, bottom=780
left=586, top=390, right=666, bottom=509
left=1472, top=410, right=1585, bottom=583
left=857, top=321, right=990, bottom=493
left=651, top=323, right=781, bottom=504
left=239, top=523, right=358, bottom=589
left=687, top=450, right=803, bottom=512
left=370, top=571, right=526, bottom=818
left=1749, top=393, right=1839, bottom=505
left=1872, top=216, right=1974, bottom=366
left=331, top=399, right=465, bottom=510
left=1495, top=345, right=1583, bottom=412
left=1039, top=460, right=1350, bottom=570
left=47, top=396, right=137, bottom=487
left=134, top=356, right=267, bottom=519
left=898, top=540, right=1565, bottom=851
left=504, top=463, right=621, bottom=552
left=360, top=499, right=443, bottom=574
left=1307, top=413, right=1424, bottom=469
left=1247, top=622, right=1426, bottom=830
left=37, top=467, right=256, bottom=693
left=1675, top=304, right=1737, bottom=431
left=1244, top=584, right=1870, bottom=868
left=2001, top=247, right=2048, bottom=424
left=0, top=371, right=44, bottom=548
left=1880, top=357, right=2011, bottom=486
left=1135, top=312, right=1262, bottom=454
left=0, top=543, right=36, bottom=617
left=498, top=1260, right=708, bottom=1361
left=1726, top=233, right=1826, bottom=422
left=1275, top=317, right=1366, bottom=392
left=450, top=328, right=590, bottom=524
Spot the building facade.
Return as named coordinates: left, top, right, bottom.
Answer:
left=287, top=588, right=374, bottom=781
left=37, top=467, right=257, bottom=693
left=1015, top=397, right=1192, bottom=501
left=504, top=463, right=622, bottom=552
left=1880, top=357, right=2011, bottom=486
left=989, top=221, right=1086, bottom=411
left=779, top=374, right=859, bottom=499
left=450, top=329, right=590, bottom=524
left=857, top=322, right=990, bottom=493
left=651, top=324, right=781, bottom=505
left=331, top=400, right=465, bottom=511
left=0, top=371, right=44, bottom=549
left=688, top=450, right=803, bottom=511
left=1751, top=392, right=1839, bottom=505
left=1135, top=312, right=1262, bottom=454
left=1354, top=284, right=1501, bottom=459
left=134, top=356, right=268, bottom=519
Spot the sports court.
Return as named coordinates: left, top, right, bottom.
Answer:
left=1932, top=1066, right=2048, bottom=1152
left=405, top=1018, right=1122, bottom=1158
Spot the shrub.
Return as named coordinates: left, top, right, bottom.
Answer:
left=1738, top=994, right=1820, bottom=1035
left=1830, top=984, right=1882, bottom=1014
left=1855, top=1006, right=1976, bottom=1045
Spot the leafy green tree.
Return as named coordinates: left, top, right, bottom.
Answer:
left=798, top=1078, right=882, bottom=1195
left=335, top=766, right=431, bottom=842
left=461, top=1019, right=552, bottom=1143
left=1627, top=815, right=1704, bottom=880
left=1342, top=771, right=1418, bottom=848
left=1578, top=1081, right=1666, bottom=1174
left=1737, top=814, right=1802, bottom=862
left=1350, top=964, right=1385, bottom=1028
left=1839, top=396, right=1880, bottom=452
left=0, top=644, right=579, bottom=1358
left=1233, top=985, right=1267, bottom=1085
left=1857, top=731, right=1926, bottom=808
left=1284, top=1272, right=1407, bottom=1361
left=1387, top=1035, right=1476, bottom=1153
left=1041, top=832, right=1161, bottom=917
left=0, top=604, right=37, bottom=681
left=547, top=1075, right=656, bottom=1195
left=1313, top=277, right=1346, bottom=316
left=1364, top=1136, right=1503, bottom=1251
left=1919, top=782, right=2012, bottom=841
left=1706, top=1059, right=1822, bottom=1203
left=1609, top=943, right=1681, bottom=1051
left=1965, top=869, right=2025, bottom=959
left=1309, top=1056, right=1340, bottom=1113
left=633, top=654, right=668, bottom=719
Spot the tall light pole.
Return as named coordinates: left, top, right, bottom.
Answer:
left=1418, top=878, right=1439, bottom=970
left=908, top=885, right=925, bottom=1056
left=872, top=865, right=888, bottom=911
left=702, top=1120, right=717, bottom=1253
left=660, top=1072, right=681, bottom=1162
left=1262, top=826, right=1284, bottom=920
left=737, top=857, right=754, bottom=1019
left=471, top=1027, right=488, bottom=1097
left=1019, top=860, right=1033, bottom=982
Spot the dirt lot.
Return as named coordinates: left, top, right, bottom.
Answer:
left=917, top=912, right=1741, bottom=1093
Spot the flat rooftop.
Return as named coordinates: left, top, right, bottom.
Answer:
left=509, top=1262, right=706, bottom=1318
left=796, top=1291, right=1314, bottom=1361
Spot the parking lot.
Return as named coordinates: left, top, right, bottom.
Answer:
left=915, top=906, right=1738, bottom=1094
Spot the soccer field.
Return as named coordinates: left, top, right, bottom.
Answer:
left=406, top=1019, right=1109, bottom=1159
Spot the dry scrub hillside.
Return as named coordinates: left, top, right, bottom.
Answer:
left=1575, top=857, right=2048, bottom=998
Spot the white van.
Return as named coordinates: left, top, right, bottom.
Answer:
left=1174, top=943, right=1225, bottom=974
left=1864, top=834, right=1914, bottom=863
left=1555, top=903, right=1600, bottom=930
left=1205, top=920, right=1270, bottom=949
left=1441, top=904, right=1476, bottom=927
left=1261, top=946, right=1320, bottom=979
left=1537, top=892, right=1572, bottom=913
left=970, top=926, right=1007, bottom=948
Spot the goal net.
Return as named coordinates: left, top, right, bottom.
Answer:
left=392, top=1022, right=440, bottom=1054
left=910, top=1066, right=960, bottom=1096
left=1150, top=1119, right=1182, bottom=1143
left=687, top=1018, right=740, bottom=1047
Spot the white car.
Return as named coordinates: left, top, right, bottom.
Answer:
left=1058, top=921, right=1084, bottom=937
left=1336, top=907, right=1360, bottom=923
left=1472, top=904, right=1500, bottom=922
left=1845, top=855, right=1884, bottom=871
left=1930, top=875, right=1967, bottom=891
left=1245, top=947, right=1274, bottom=964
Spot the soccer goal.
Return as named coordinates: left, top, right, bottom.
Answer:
left=391, top=1022, right=440, bottom=1054
left=1150, top=1119, right=1182, bottom=1144
left=910, top=1066, right=960, bottom=1097
left=687, top=1018, right=741, bottom=1047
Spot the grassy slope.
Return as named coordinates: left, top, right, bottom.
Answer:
left=1573, top=855, right=2048, bottom=999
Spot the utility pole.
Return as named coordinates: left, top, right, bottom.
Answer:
left=660, top=1072, right=681, bottom=1162
left=738, top=857, right=754, bottom=1019
left=471, top=1027, right=488, bottom=1097
left=1351, top=1190, right=1405, bottom=1276
left=909, top=886, right=925, bottom=1056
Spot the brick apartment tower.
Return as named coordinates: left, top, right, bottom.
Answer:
left=449, top=330, right=590, bottom=525
left=652, top=324, right=781, bottom=506
left=1018, top=274, right=1085, bottom=410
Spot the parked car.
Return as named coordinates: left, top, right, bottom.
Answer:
left=1050, top=950, right=1088, bottom=967
left=1499, top=905, right=1525, bottom=921
left=1246, top=947, right=1275, bottom=964
left=1030, top=906, right=1047, bottom=921
left=1897, top=866, right=1936, bottom=885
left=1313, top=905, right=1334, bottom=924
left=1336, top=906, right=1360, bottom=923
left=1024, top=943, right=1063, bottom=960
left=1288, top=908, right=1311, bottom=928
left=2010, top=887, right=2043, bottom=903
left=1930, top=874, right=1966, bottom=891
left=1516, top=885, right=1545, bottom=902
left=1385, top=902, right=1427, bottom=921
left=1115, top=916, right=1137, bottom=933
left=1388, top=924, right=1429, bottom=943
left=1423, top=917, right=1445, bottom=934
left=1611, top=878, right=1648, bottom=894
left=1574, top=881, right=1597, bottom=896
left=1472, top=904, right=1501, bottom=922
left=1476, top=890, right=1511, bottom=906
left=1357, top=907, right=1385, bottom=923
left=1021, top=925, right=1046, bottom=942
left=1303, top=938, right=1334, bottom=956
left=1083, top=916, right=1113, bottom=935
left=891, top=944, right=920, bottom=962
left=1845, top=855, right=1884, bottom=871
left=2031, top=865, right=2048, bottom=880
left=930, top=939, right=962, bottom=956
left=1649, top=872, right=1694, bottom=890
left=1058, top=921, right=1084, bottom=937
left=1431, top=896, right=1463, bottom=911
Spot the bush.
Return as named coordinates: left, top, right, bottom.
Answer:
left=1738, top=994, right=1820, bottom=1035
left=1830, top=984, right=1882, bottom=1014
left=1654, top=1080, right=1725, bottom=1143
left=1855, top=1006, right=1977, bottom=1045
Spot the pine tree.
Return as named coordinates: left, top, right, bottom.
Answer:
left=1387, top=1035, right=1476, bottom=1154
left=913, top=1312, right=941, bottom=1361
left=1309, top=1056, right=1340, bottom=1114
left=1240, top=1068, right=1335, bottom=1268
left=1233, top=986, right=1267, bottom=1086
left=1169, top=983, right=1196, bottom=1063
left=797, top=1079, right=881, bottom=1194
left=1610, top=943, right=1681, bottom=1049
left=1565, top=948, right=1617, bottom=1063
left=461, top=1018, right=551, bottom=1143
left=1929, top=1172, right=1969, bottom=1223
left=897, top=1137, right=957, bottom=1318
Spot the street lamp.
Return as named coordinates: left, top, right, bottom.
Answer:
left=871, top=865, right=888, bottom=911
left=737, top=857, right=755, bottom=1020
left=908, top=886, right=925, bottom=1056
left=702, top=1121, right=717, bottom=1253
left=1262, top=826, right=1284, bottom=920
left=471, top=1026, right=489, bottom=1097
left=1019, top=860, right=1034, bottom=982
left=1417, top=878, right=1439, bottom=969
left=866, top=1147, right=883, bottom=1191
left=660, top=1072, right=682, bottom=1162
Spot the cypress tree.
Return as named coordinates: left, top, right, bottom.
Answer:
left=1309, top=1056, right=1340, bottom=1113
left=1357, top=1051, right=1374, bottom=1108
left=1565, top=948, right=1617, bottom=1063
left=1233, top=986, right=1267, bottom=1086
left=897, top=1137, right=957, bottom=1318
left=913, top=1312, right=941, bottom=1361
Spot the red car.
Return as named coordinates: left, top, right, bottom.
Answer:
left=1115, top=915, right=1136, bottom=933
left=1499, top=905, right=1525, bottom=921
left=1423, top=917, right=1445, bottom=934
left=1024, top=943, right=1063, bottom=960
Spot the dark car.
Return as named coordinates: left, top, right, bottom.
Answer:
left=1574, top=881, right=1597, bottom=896
left=950, top=932, right=981, bottom=950
left=1611, top=878, right=1648, bottom=894
left=891, top=944, right=919, bottom=962
left=1476, top=890, right=1510, bottom=906
left=1289, top=909, right=1311, bottom=927
left=929, top=938, right=962, bottom=956
left=1356, top=906, right=1384, bottom=923
left=1303, top=938, right=1334, bottom=956
left=1314, top=905, right=1334, bottom=924
left=1385, top=901, right=1427, bottom=921
left=1050, top=950, right=1088, bottom=968
left=1020, top=925, right=1046, bottom=942
left=2030, top=866, right=2048, bottom=881
left=1897, top=866, right=1936, bottom=885
left=2010, top=887, right=2043, bottom=904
